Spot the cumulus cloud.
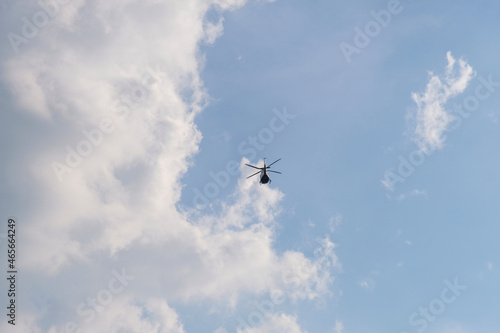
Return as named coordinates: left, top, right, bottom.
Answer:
left=237, top=314, right=308, bottom=333
left=0, top=0, right=338, bottom=331
left=46, top=297, right=186, bottom=333
left=410, top=51, right=475, bottom=153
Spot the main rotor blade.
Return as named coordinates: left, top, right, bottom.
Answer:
left=246, top=171, right=261, bottom=179
left=266, top=158, right=281, bottom=168
left=268, top=170, right=281, bottom=174
left=245, top=164, right=262, bottom=170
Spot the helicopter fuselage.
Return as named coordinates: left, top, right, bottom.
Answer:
left=260, top=170, right=270, bottom=184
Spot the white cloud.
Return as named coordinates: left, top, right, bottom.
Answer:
left=333, top=320, right=344, bottom=333
left=204, top=17, right=226, bottom=44
left=237, top=314, right=308, bottom=333
left=278, top=236, right=340, bottom=302
left=0, top=0, right=337, bottom=331
left=410, top=51, right=475, bottom=153
left=46, top=297, right=186, bottom=333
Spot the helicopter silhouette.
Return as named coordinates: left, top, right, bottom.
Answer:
left=245, top=158, right=281, bottom=184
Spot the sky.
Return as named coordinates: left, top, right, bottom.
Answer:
left=0, top=0, right=499, bottom=332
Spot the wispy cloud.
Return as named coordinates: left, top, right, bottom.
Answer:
left=410, top=51, right=475, bottom=153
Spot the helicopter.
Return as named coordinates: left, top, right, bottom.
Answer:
left=245, top=158, right=281, bottom=184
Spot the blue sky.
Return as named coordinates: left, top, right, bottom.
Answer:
left=182, top=0, right=500, bottom=332
left=0, top=0, right=499, bottom=332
